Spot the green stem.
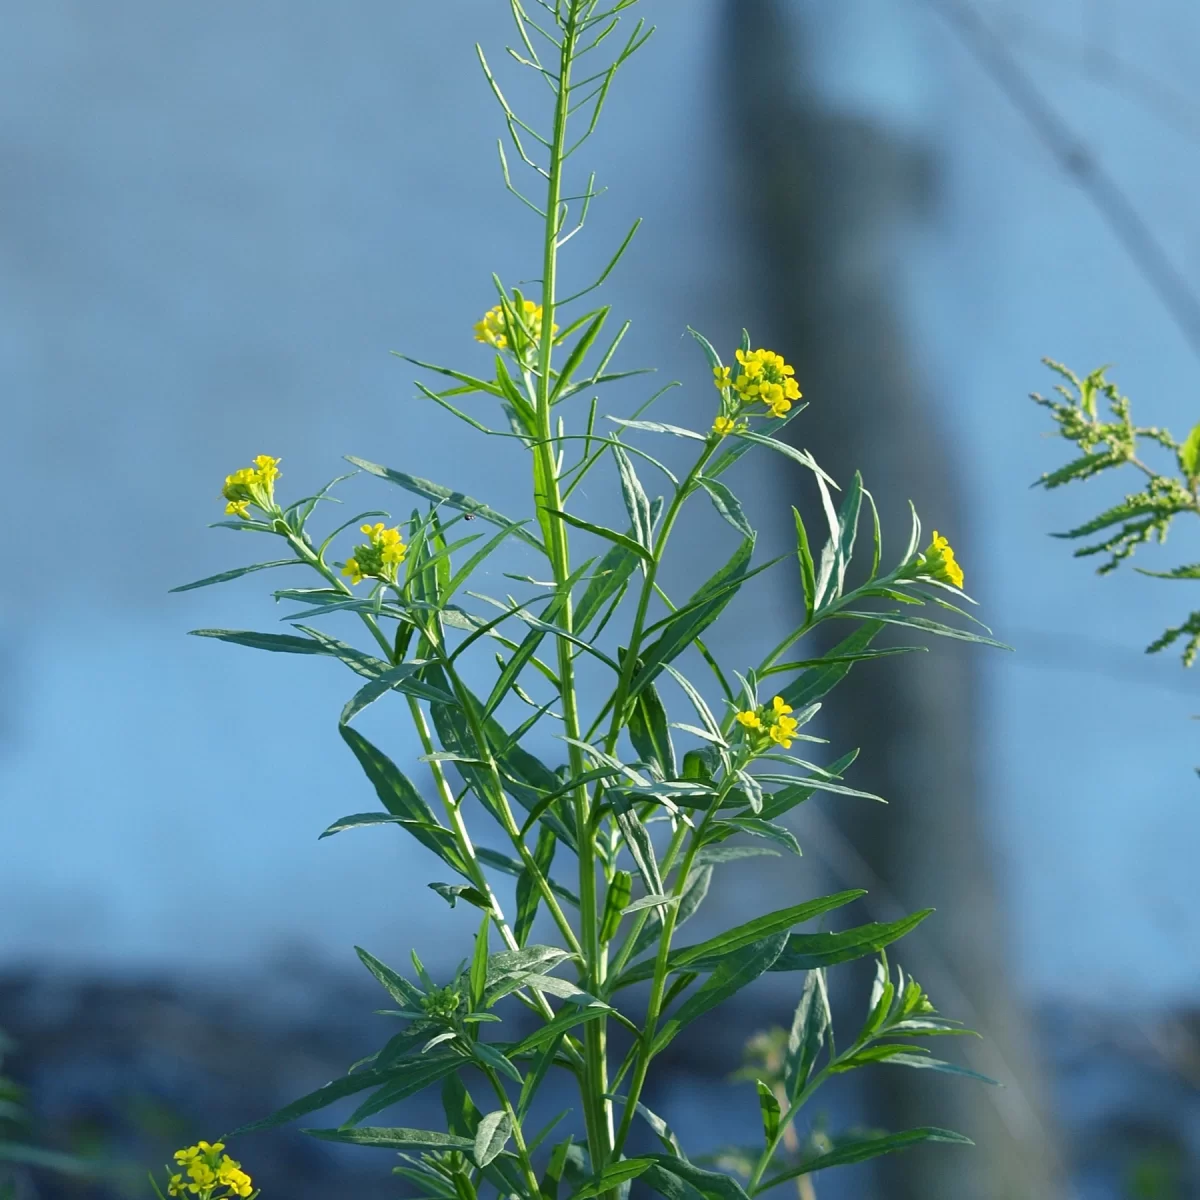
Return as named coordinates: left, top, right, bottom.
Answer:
left=597, top=443, right=718, bottom=752
left=610, top=777, right=732, bottom=1157
left=483, top=1067, right=543, bottom=1200
left=746, top=1066, right=834, bottom=1196
left=439, top=654, right=583, bottom=958
left=528, top=3, right=618, bottom=1174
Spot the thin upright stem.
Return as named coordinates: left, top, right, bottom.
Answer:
left=529, top=6, right=615, bottom=1167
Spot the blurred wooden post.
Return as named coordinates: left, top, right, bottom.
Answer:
left=719, top=3, right=1066, bottom=1197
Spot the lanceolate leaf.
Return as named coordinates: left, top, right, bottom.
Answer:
left=545, top=509, right=654, bottom=563
left=576, top=542, right=640, bottom=630
left=757, top=1128, right=972, bottom=1187
left=473, top=1111, right=513, bottom=1168
left=696, top=476, right=755, bottom=538
left=643, top=1157, right=751, bottom=1200
left=769, top=911, right=933, bottom=973
left=784, top=969, right=830, bottom=1101
left=346, top=457, right=545, bottom=553
left=302, top=1127, right=475, bottom=1153
left=170, top=560, right=302, bottom=593
left=652, top=932, right=789, bottom=1052
left=616, top=890, right=864, bottom=989
left=780, top=622, right=884, bottom=710
left=630, top=537, right=755, bottom=699
left=626, top=670, right=677, bottom=777
left=230, top=1065, right=396, bottom=1134
left=348, top=1055, right=464, bottom=1123
left=340, top=662, right=457, bottom=723
left=189, top=629, right=387, bottom=678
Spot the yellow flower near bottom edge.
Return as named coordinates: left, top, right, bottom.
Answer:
left=713, top=414, right=736, bottom=437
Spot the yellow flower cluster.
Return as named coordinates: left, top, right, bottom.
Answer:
left=168, top=1141, right=254, bottom=1198
left=343, top=522, right=407, bottom=586
left=735, top=695, right=799, bottom=750
left=221, top=455, right=280, bottom=520
left=917, top=531, right=965, bottom=590
left=711, top=348, right=802, bottom=436
left=474, top=298, right=557, bottom=352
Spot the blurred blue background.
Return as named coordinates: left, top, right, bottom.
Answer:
left=1, top=1, right=1198, bottom=1197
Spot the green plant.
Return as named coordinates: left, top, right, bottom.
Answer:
left=175, top=3, right=1004, bottom=1195
left=1030, top=359, right=1200, bottom=665
left=0, top=1028, right=86, bottom=1198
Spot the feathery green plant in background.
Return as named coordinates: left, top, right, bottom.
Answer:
left=1031, top=359, right=1200, bottom=666
left=167, top=3, right=1005, bottom=1196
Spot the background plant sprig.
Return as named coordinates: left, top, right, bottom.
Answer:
left=1031, top=358, right=1200, bottom=665
left=174, top=2, right=1005, bottom=1196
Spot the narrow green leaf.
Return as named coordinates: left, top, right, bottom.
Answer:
left=429, top=883, right=491, bottom=912
left=608, top=417, right=707, bottom=442
left=835, top=471, right=864, bottom=593
left=228, top=1066, right=393, bottom=1134
left=780, top=622, right=883, bottom=710
left=348, top=1055, right=463, bottom=1123
left=442, top=1072, right=482, bottom=1139
left=302, top=1127, right=475, bottom=1152
left=695, top=475, right=754, bottom=538
left=170, top=560, right=301, bottom=593
left=715, top=817, right=802, bottom=856
left=337, top=727, right=467, bottom=871
left=600, top=870, right=634, bottom=943
left=612, top=445, right=654, bottom=551
left=631, top=537, right=755, bottom=699
left=544, top=508, right=654, bottom=563
left=346, top=457, right=544, bottom=552
left=784, top=969, right=830, bottom=1100
left=550, top=307, right=610, bottom=403
left=485, top=945, right=575, bottom=989
left=829, top=610, right=1011, bottom=650
left=189, top=629, right=385, bottom=679
left=651, top=931, right=788, bottom=1051
left=756, top=1080, right=781, bottom=1144
left=471, top=1040, right=523, bottom=1085
left=511, top=1004, right=612, bottom=1056
left=355, top=946, right=424, bottom=1007
left=757, top=1127, right=972, bottom=1187
left=627, top=674, right=677, bottom=777
left=340, top=663, right=457, bottom=724
left=568, top=1158, right=656, bottom=1200
left=671, top=891, right=863, bottom=972
left=769, top=911, right=933, bottom=973
left=686, top=326, right=724, bottom=373
left=576, top=542, right=639, bottom=630
left=614, top=808, right=663, bottom=896
left=868, top=1052, right=999, bottom=1085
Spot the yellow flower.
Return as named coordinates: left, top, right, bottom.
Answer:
left=915, top=530, right=965, bottom=589
left=474, top=296, right=557, bottom=353
left=713, top=365, right=732, bottom=391
left=770, top=696, right=792, bottom=718
left=164, top=1140, right=254, bottom=1198
left=216, top=1154, right=255, bottom=1198
left=730, top=348, right=802, bottom=419
left=221, top=456, right=280, bottom=520
left=736, top=709, right=763, bottom=731
left=343, top=522, right=408, bottom=586
left=768, top=714, right=799, bottom=749
left=713, top=414, right=736, bottom=438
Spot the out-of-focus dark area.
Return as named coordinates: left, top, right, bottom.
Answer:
left=2, top=1, right=1198, bottom=1197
